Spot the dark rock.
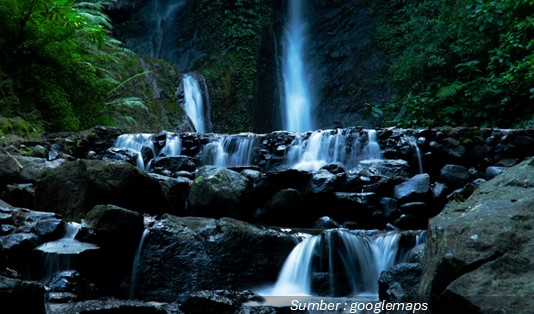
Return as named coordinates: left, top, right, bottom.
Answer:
left=101, top=147, right=139, bottom=164
left=1, top=183, right=35, bottom=210
left=420, top=157, right=534, bottom=313
left=84, top=204, right=144, bottom=292
left=260, top=189, right=302, bottom=225
left=134, top=215, right=295, bottom=301
left=34, top=160, right=167, bottom=219
left=0, top=151, right=22, bottom=188
left=313, top=216, right=340, bottom=229
left=437, top=164, right=470, bottom=190
left=394, top=214, right=427, bottom=230
left=149, top=174, right=191, bottom=216
left=321, top=162, right=346, bottom=174
left=151, top=155, right=197, bottom=175
left=309, top=170, right=338, bottom=193
left=0, top=276, right=45, bottom=314
left=379, top=197, right=400, bottom=222
left=399, top=202, right=429, bottom=217
left=45, top=299, right=168, bottom=314
left=180, top=290, right=239, bottom=314
left=379, top=263, right=422, bottom=307
left=188, top=166, right=251, bottom=219
left=14, top=156, right=66, bottom=183
left=33, top=219, right=64, bottom=242
left=485, top=166, right=507, bottom=179
left=30, top=145, right=48, bottom=159
left=432, top=182, right=449, bottom=202
left=393, top=174, right=431, bottom=203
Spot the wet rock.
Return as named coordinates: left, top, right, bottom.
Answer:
left=180, top=290, right=239, bottom=314
left=14, top=156, right=66, bottom=183
left=0, top=151, right=22, bottom=189
left=485, top=165, right=507, bottom=179
left=393, top=174, right=431, bottom=203
left=151, top=155, right=197, bottom=175
left=309, top=169, right=338, bottom=193
left=1, top=183, right=35, bottom=210
left=188, top=166, right=252, bottom=219
left=101, top=147, right=139, bottom=164
left=379, top=197, right=400, bottom=222
left=33, top=219, right=64, bottom=242
left=420, top=157, right=534, bottom=313
left=0, top=276, right=45, bottom=314
left=30, top=145, right=48, bottom=159
left=399, top=202, right=429, bottom=217
left=259, top=188, right=302, bottom=225
left=394, top=214, right=427, bottom=230
left=149, top=174, right=191, bottom=216
left=437, top=164, right=470, bottom=190
left=34, top=160, right=167, bottom=219
left=314, top=216, right=341, bottom=229
left=84, top=204, right=144, bottom=292
left=321, top=162, right=346, bottom=174
left=379, top=263, right=422, bottom=307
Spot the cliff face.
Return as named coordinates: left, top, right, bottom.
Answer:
left=107, top=0, right=389, bottom=132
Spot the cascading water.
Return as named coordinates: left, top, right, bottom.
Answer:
left=182, top=74, right=207, bottom=133
left=130, top=229, right=150, bottom=299
left=363, top=130, right=381, bottom=160
left=282, top=0, right=313, bottom=132
left=201, top=133, right=259, bottom=167
left=287, top=129, right=381, bottom=171
left=35, top=222, right=98, bottom=282
left=264, top=229, right=422, bottom=297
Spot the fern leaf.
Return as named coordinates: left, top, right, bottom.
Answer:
left=436, top=81, right=465, bottom=99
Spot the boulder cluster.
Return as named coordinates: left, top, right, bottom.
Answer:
left=0, top=126, right=532, bottom=313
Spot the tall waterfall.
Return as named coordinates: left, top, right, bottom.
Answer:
left=127, top=0, right=186, bottom=61
left=265, top=229, right=422, bottom=297
left=182, top=74, right=207, bottom=133
left=283, top=0, right=313, bottom=132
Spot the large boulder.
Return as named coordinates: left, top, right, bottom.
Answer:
left=0, top=151, right=22, bottom=189
left=393, top=174, right=431, bottom=203
left=188, top=166, right=251, bottom=219
left=34, top=160, right=167, bottom=219
left=420, top=157, right=534, bottom=313
left=0, top=276, right=45, bottom=313
left=133, top=215, right=295, bottom=301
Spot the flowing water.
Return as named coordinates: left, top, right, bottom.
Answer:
left=36, top=222, right=98, bottom=282
left=130, top=229, right=150, bottom=299
left=182, top=74, right=207, bottom=133
left=283, top=0, right=313, bottom=132
left=264, top=229, right=423, bottom=297
left=201, top=133, right=259, bottom=167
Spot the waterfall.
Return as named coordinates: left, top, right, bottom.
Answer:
left=287, top=129, right=363, bottom=171
left=363, top=130, right=381, bottom=160
left=201, top=133, right=259, bottom=167
left=128, top=0, right=186, bottom=61
left=130, top=229, right=150, bottom=299
left=182, top=74, right=207, bottom=133
left=264, top=229, right=422, bottom=297
left=36, top=222, right=98, bottom=282
left=283, top=0, right=313, bottom=132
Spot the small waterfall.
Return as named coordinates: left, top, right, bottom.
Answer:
left=113, top=133, right=155, bottom=170
left=363, top=130, right=381, bottom=160
left=265, top=229, right=422, bottom=297
left=36, top=222, right=98, bottom=283
left=201, top=133, right=259, bottom=167
left=283, top=0, right=313, bottom=132
left=130, top=229, right=150, bottom=299
left=286, top=129, right=363, bottom=171
left=270, top=235, right=321, bottom=296
left=182, top=74, right=207, bottom=133
left=159, top=133, right=182, bottom=156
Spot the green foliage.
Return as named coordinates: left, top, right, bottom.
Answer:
left=0, top=0, right=140, bottom=132
left=192, top=0, right=275, bottom=132
left=370, top=0, right=534, bottom=128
